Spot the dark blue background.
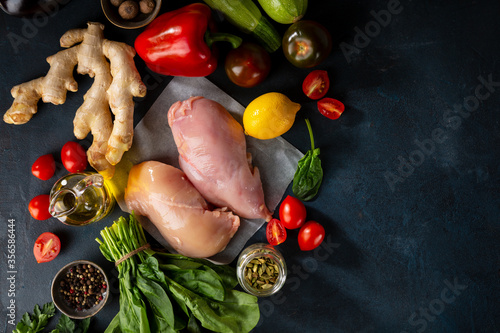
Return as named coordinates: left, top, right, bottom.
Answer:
left=1, top=0, right=499, bottom=332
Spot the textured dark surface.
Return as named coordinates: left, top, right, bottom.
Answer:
left=1, top=0, right=499, bottom=332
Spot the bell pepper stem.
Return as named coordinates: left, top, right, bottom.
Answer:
left=205, top=32, right=243, bottom=49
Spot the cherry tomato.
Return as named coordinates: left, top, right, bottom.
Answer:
left=29, top=194, right=52, bottom=220
left=61, top=141, right=87, bottom=173
left=31, top=154, right=56, bottom=180
left=225, top=42, right=271, bottom=88
left=317, top=98, right=345, bottom=120
left=33, top=232, right=61, bottom=263
left=282, top=20, right=332, bottom=68
left=298, top=221, right=325, bottom=251
left=279, top=195, right=307, bottom=229
left=266, top=218, right=287, bottom=246
left=302, top=70, right=330, bottom=100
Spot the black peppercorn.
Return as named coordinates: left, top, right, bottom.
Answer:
left=59, top=263, right=106, bottom=311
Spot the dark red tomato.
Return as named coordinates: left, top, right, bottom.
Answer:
left=317, top=98, right=345, bottom=120
left=266, top=218, right=287, bottom=246
left=298, top=221, right=325, bottom=251
left=33, top=232, right=61, bottom=263
left=61, top=141, right=87, bottom=173
left=31, top=154, right=56, bottom=180
left=302, top=70, right=330, bottom=100
left=279, top=195, right=307, bottom=229
left=29, top=194, right=52, bottom=220
left=282, top=20, right=332, bottom=68
left=225, top=42, right=271, bottom=88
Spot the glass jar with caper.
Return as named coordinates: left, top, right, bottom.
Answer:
left=236, top=243, right=287, bottom=297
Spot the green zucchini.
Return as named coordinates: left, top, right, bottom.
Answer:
left=202, top=0, right=281, bottom=52
left=257, top=0, right=308, bottom=24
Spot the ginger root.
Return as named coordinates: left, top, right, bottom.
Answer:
left=3, top=22, right=146, bottom=179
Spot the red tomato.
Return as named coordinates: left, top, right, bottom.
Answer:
left=317, top=98, right=345, bottom=120
left=31, top=154, right=56, bottom=180
left=266, top=218, right=287, bottom=246
left=225, top=42, right=271, bottom=88
left=29, top=194, right=52, bottom=220
left=33, top=232, right=61, bottom=263
left=302, top=70, right=330, bottom=100
left=279, top=195, right=307, bottom=229
left=298, top=221, right=325, bottom=251
left=61, top=141, right=87, bottom=173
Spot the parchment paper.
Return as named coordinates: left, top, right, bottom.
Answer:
left=110, top=76, right=303, bottom=264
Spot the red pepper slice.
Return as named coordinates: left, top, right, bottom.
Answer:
left=135, top=3, right=241, bottom=77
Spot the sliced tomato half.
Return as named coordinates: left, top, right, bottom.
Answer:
left=266, top=218, right=287, bottom=246
left=302, top=70, right=330, bottom=100
left=33, top=232, right=61, bottom=263
left=317, top=98, right=345, bottom=120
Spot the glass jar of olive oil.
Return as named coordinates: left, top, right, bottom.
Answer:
left=49, top=172, right=115, bottom=226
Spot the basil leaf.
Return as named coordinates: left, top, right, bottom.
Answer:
left=292, top=119, right=323, bottom=201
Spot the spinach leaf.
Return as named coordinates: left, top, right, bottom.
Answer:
left=97, top=214, right=261, bottom=333
left=186, top=313, right=203, bottom=333
left=103, top=314, right=121, bottom=333
left=166, top=267, right=226, bottom=301
left=292, top=118, right=323, bottom=201
left=165, top=276, right=259, bottom=333
left=139, top=256, right=189, bottom=324
left=136, top=271, right=176, bottom=333
left=117, top=279, right=150, bottom=333
left=156, top=252, right=238, bottom=289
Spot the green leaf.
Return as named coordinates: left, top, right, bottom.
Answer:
left=186, top=313, right=203, bottom=333
left=18, top=312, right=33, bottom=329
left=156, top=253, right=238, bottom=289
left=13, top=302, right=56, bottom=333
left=136, top=271, right=175, bottom=333
left=78, top=318, right=90, bottom=333
left=55, top=314, right=75, bottom=333
left=167, top=267, right=226, bottom=301
left=114, top=276, right=150, bottom=333
left=166, top=277, right=259, bottom=333
left=292, top=119, right=323, bottom=201
left=104, top=314, right=122, bottom=333
left=41, top=303, right=56, bottom=317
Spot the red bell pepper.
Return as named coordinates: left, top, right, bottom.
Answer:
left=134, top=3, right=242, bottom=77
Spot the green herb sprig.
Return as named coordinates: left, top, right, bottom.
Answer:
left=12, top=302, right=89, bottom=333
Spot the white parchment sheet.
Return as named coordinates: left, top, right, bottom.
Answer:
left=111, top=76, right=303, bottom=264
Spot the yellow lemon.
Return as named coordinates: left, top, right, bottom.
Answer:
left=243, top=92, right=301, bottom=140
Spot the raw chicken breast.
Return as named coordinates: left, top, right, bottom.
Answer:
left=168, top=96, right=272, bottom=221
left=124, top=160, right=240, bottom=258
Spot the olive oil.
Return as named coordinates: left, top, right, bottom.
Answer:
left=49, top=172, right=115, bottom=226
